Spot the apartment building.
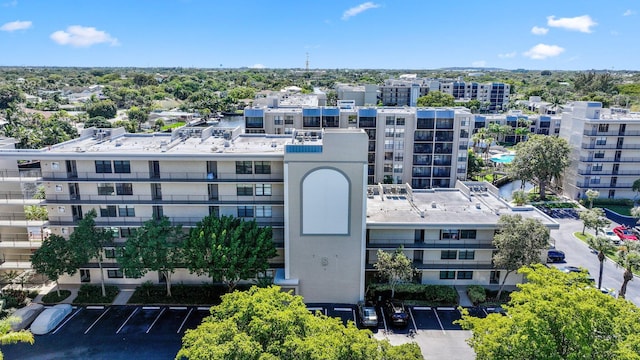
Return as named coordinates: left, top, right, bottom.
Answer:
left=0, top=126, right=559, bottom=303
left=560, top=101, right=640, bottom=200
left=440, top=81, right=510, bottom=112
left=474, top=111, right=562, bottom=143
left=244, top=106, right=473, bottom=189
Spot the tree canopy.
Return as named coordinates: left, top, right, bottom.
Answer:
left=416, top=91, right=455, bottom=107
left=0, top=317, right=34, bottom=357
left=373, top=247, right=415, bottom=298
left=458, top=264, right=640, bottom=360
left=183, top=215, right=277, bottom=291
left=31, top=234, right=78, bottom=296
left=492, top=214, right=550, bottom=299
left=579, top=208, right=610, bottom=236
left=510, top=134, right=570, bottom=201
left=118, top=217, right=185, bottom=297
left=177, top=286, right=423, bottom=360
left=86, top=99, right=117, bottom=119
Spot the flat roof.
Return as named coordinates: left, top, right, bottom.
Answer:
left=366, top=184, right=558, bottom=229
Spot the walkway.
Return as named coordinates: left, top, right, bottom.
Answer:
left=31, top=283, right=137, bottom=305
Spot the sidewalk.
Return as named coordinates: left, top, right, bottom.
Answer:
left=456, top=285, right=473, bottom=307
left=32, top=283, right=137, bottom=305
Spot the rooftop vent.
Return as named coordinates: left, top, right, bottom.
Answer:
left=476, top=202, right=482, bottom=209
left=431, top=201, right=437, bottom=208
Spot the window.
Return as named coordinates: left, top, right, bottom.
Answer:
left=100, top=206, right=117, bottom=217
left=595, top=137, right=607, bottom=146
left=116, top=183, right=133, bottom=195
left=120, top=228, right=135, bottom=238
left=238, top=206, right=254, bottom=217
left=254, top=161, right=271, bottom=174
left=594, top=151, right=605, bottom=159
left=441, top=229, right=459, bottom=240
left=236, top=161, right=253, bottom=174
left=255, top=184, right=272, bottom=196
left=106, top=227, right=119, bottom=238
left=104, top=248, right=123, bottom=259
left=95, top=160, right=112, bottom=173
left=439, top=271, right=456, bottom=280
left=113, top=160, right=131, bottom=173
left=209, top=206, right=219, bottom=217
left=458, top=250, right=475, bottom=260
left=256, top=206, right=272, bottom=218
left=440, top=250, right=457, bottom=260
left=118, top=206, right=135, bottom=217
left=460, top=230, right=477, bottom=239
left=598, top=124, right=609, bottom=132
left=457, top=271, right=473, bottom=280
left=591, top=176, right=601, bottom=184
left=107, top=269, right=124, bottom=278
left=237, top=184, right=253, bottom=196
left=97, top=183, right=115, bottom=195
left=592, top=163, right=603, bottom=172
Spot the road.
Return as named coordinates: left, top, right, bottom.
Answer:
left=550, top=217, right=640, bottom=305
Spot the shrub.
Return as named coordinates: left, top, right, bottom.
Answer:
left=41, top=290, right=71, bottom=304
left=467, top=285, right=486, bottom=305
left=582, top=198, right=633, bottom=207
left=0, top=289, right=28, bottom=308
left=366, top=283, right=458, bottom=305
left=73, top=284, right=119, bottom=304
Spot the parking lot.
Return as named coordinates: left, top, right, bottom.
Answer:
left=3, top=303, right=478, bottom=360
left=3, top=305, right=211, bottom=360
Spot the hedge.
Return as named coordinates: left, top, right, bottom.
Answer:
left=466, top=285, right=486, bottom=305
left=367, top=283, right=458, bottom=305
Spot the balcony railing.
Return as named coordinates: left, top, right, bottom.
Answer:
left=579, top=156, right=640, bottom=162
left=581, top=143, right=640, bottom=150
left=583, top=130, right=640, bottom=136
left=576, top=182, right=634, bottom=188
left=41, top=171, right=285, bottom=182
left=0, top=169, right=42, bottom=181
left=367, top=241, right=495, bottom=249
left=45, top=194, right=285, bottom=204
left=365, top=261, right=495, bottom=270
left=48, top=216, right=285, bottom=227
left=577, top=169, right=640, bottom=176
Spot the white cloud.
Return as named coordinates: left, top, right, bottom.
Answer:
left=250, top=64, right=265, bottom=69
left=342, top=2, right=380, bottom=20
left=623, top=9, right=635, bottom=16
left=472, top=60, right=486, bottom=67
left=50, top=25, right=119, bottom=47
left=523, top=44, right=565, bottom=59
left=0, top=20, right=32, bottom=32
left=547, top=15, right=597, bottom=33
left=498, top=52, right=517, bottom=58
left=531, top=26, right=548, bottom=35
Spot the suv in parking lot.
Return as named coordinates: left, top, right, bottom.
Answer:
left=547, top=249, right=565, bottom=263
left=384, top=300, right=409, bottom=327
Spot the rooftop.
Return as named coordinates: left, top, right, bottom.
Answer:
left=366, top=182, right=559, bottom=229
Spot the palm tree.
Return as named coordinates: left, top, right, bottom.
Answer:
left=587, top=235, right=616, bottom=289
left=617, top=240, right=640, bottom=299
left=0, top=317, right=34, bottom=356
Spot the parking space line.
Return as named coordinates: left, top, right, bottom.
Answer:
left=482, top=308, right=488, bottom=316
left=52, top=307, right=82, bottom=335
left=432, top=308, right=446, bottom=334
left=197, top=307, right=209, bottom=311
left=408, top=307, right=418, bottom=333
left=84, top=307, right=111, bottom=335
left=352, top=309, right=356, bottom=324
left=413, top=306, right=431, bottom=310
left=86, top=306, right=104, bottom=310
left=177, top=308, right=193, bottom=334
left=116, top=307, right=139, bottom=334
left=334, top=307, right=351, bottom=311
left=170, top=306, right=187, bottom=310
left=146, top=308, right=166, bottom=334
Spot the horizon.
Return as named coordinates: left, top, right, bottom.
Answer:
left=1, top=1, right=638, bottom=70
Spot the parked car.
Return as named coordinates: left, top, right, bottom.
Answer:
left=10, top=303, right=44, bottom=331
left=547, top=249, right=565, bottom=263
left=602, top=228, right=621, bottom=244
left=358, top=302, right=378, bottom=327
left=599, top=287, right=618, bottom=298
left=30, top=304, right=73, bottom=335
left=385, top=300, right=409, bottom=327
left=559, top=266, right=595, bottom=283
left=613, top=225, right=638, bottom=241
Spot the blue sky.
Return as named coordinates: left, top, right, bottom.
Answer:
left=0, top=0, right=638, bottom=70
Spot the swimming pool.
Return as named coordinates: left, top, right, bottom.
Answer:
left=490, top=153, right=515, bottom=163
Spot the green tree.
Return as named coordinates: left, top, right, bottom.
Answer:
left=31, top=234, right=78, bottom=297
left=492, top=214, right=550, bottom=300
left=118, top=217, right=185, bottom=297
left=68, top=210, right=113, bottom=297
left=617, top=241, right=640, bottom=299
left=127, top=106, right=149, bottom=130
left=183, top=215, right=276, bottom=291
left=585, top=188, right=600, bottom=209
left=373, top=247, right=415, bottom=298
left=84, top=116, right=112, bottom=128
left=86, top=99, right=117, bottom=119
left=467, top=149, right=484, bottom=180
left=579, top=208, right=610, bottom=236
left=416, top=92, right=455, bottom=107
left=0, top=84, right=25, bottom=109
left=24, top=205, right=48, bottom=221
left=457, top=264, right=640, bottom=360
left=176, top=286, right=422, bottom=360
left=0, top=317, right=34, bottom=356
left=587, top=235, right=617, bottom=289
left=631, top=206, right=640, bottom=220
left=510, top=134, right=570, bottom=201
left=511, top=190, right=527, bottom=206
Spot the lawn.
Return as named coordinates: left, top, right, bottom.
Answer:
left=160, top=121, right=186, bottom=131
left=601, top=205, right=633, bottom=216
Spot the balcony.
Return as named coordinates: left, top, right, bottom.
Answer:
left=579, top=156, right=640, bottom=162
left=0, top=215, right=48, bottom=227
left=0, top=192, right=43, bottom=205
left=576, top=182, right=634, bottom=189
left=0, top=169, right=42, bottom=182
left=367, top=241, right=494, bottom=249
left=578, top=169, right=640, bottom=176
left=41, top=171, right=285, bottom=182
left=0, top=254, right=33, bottom=270
left=48, top=216, right=285, bottom=228
left=583, top=130, right=640, bottom=136
left=581, top=143, right=640, bottom=150
left=45, top=194, right=285, bottom=205
left=365, top=261, right=495, bottom=270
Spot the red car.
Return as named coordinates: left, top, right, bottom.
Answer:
left=613, top=225, right=638, bottom=241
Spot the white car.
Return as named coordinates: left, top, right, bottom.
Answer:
left=602, top=228, right=621, bottom=245
left=30, top=304, right=73, bottom=335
